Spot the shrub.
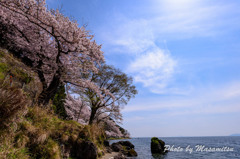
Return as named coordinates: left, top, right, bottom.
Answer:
left=52, top=84, right=67, bottom=119
left=0, top=84, right=29, bottom=128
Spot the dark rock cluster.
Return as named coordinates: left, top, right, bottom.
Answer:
left=60, top=140, right=98, bottom=159
left=71, top=140, right=97, bottom=159
left=110, top=140, right=138, bottom=158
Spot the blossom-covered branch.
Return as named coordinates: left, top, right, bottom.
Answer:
left=0, top=0, right=104, bottom=105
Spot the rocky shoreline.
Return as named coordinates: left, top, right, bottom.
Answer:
left=101, top=137, right=168, bottom=159
left=101, top=140, right=138, bottom=159
left=100, top=152, right=124, bottom=159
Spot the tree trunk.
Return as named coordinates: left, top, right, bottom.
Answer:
left=77, top=102, right=84, bottom=121
left=38, top=72, right=61, bottom=106
left=89, top=108, right=97, bottom=125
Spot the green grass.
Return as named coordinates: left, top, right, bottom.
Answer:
left=108, top=137, right=130, bottom=140
left=0, top=51, right=4, bottom=58
left=0, top=72, right=5, bottom=80
left=0, top=51, right=32, bottom=84
left=0, top=63, right=8, bottom=72
left=0, top=63, right=8, bottom=80
left=0, top=105, right=103, bottom=158
left=12, top=68, right=32, bottom=84
left=0, top=49, right=107, bottom=158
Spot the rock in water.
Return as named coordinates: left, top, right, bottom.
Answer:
left=127, top=149, right=138, bottom=157
left=151, top=137, right=166, bottom=154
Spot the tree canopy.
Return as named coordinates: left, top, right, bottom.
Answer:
left=0, top=0, right=104, bottom=105
left=71, top=64, right=138, bottom=124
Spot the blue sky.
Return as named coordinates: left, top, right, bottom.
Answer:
left=47, top=0, right=240, bottom=137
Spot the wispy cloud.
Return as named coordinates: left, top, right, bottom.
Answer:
left=128, top=47, right=177, bottom=94
left=100, top=0, right=240, bottom=94
left=150, top=1, right=235, bottom=36
left=103, top=1, right=239, bottom=52
left=123, top=81, right=240, bottom=114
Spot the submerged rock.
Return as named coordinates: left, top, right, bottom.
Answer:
left=127, top=149, right=138, bottom=157
left=151, top=137, right=167, bottom=154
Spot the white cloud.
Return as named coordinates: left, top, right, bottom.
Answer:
left=128, top=47, right=177, bottom=93
left=100, top=0, right=240, bottom=94
left=103, top=1, right=238, bottom=53
left=150, top=0, right=238, bottom=38
left=103, top=18, right=155, bottom=54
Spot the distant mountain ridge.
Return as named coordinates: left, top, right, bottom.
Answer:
left=230, top=134, right=240, bottom=136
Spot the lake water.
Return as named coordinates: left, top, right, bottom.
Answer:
left=109, top=136, right=240, bottom=159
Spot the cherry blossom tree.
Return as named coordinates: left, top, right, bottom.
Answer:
left=71, top=64, right=138, bottom=125
left=102, top=117, right=130, bottom=138
left=64, top=94, right=130, bottom=138
left=64, top=94, right=90, bottom=125
left=0, top=0, right=104, bottom=105
left=104, top=119, right=124, bottom=138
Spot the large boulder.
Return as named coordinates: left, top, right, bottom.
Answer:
left=151, top=137, right=167, bottom=154
left=103, top=140, right=110, bottom=147
left=126, top=149, right=138, bottom=157
left=111, top=142, right=123, bottom=152
left=104, top=140, right=112, bottom=153
left=71, top=140, right=98, bottom=159
left=118, top=141, right=134, bottom=149
left=111, top=141, right=137, bottom=157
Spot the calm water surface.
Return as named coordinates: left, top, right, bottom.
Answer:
left=110, top=136, right=240, bottom=159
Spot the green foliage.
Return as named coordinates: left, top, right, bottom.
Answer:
left=32, top=138, right=61, bottom=159
left=82, top=64, right=138, bottom=124
left=128, top=149, right=137, bottom=156
left=97, top=151, right=103, bottom=157
left=151, top=137, right=166, bottom=154
left=0, top=63, right=8, bottom=72
left=0, top=51, right=4, bottom=58
left=0, top=72, right=4, bottom=80
left=119, top=126, right=126, bottom=134
left=0, top=63, right=8, bottom=80
left=151, top=137, right=159, bottom=144
left=6, top=148, right=29, bottom=159
left=107, top=137, right=130, bottom=140
left=52, top=84, right=67, bottom=119
left=12, top=68, right=32, bottom=84
left=0, top=51, right=32, bottom=85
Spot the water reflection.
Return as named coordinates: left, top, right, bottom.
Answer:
left=152, top=153, right=168, bottom=159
